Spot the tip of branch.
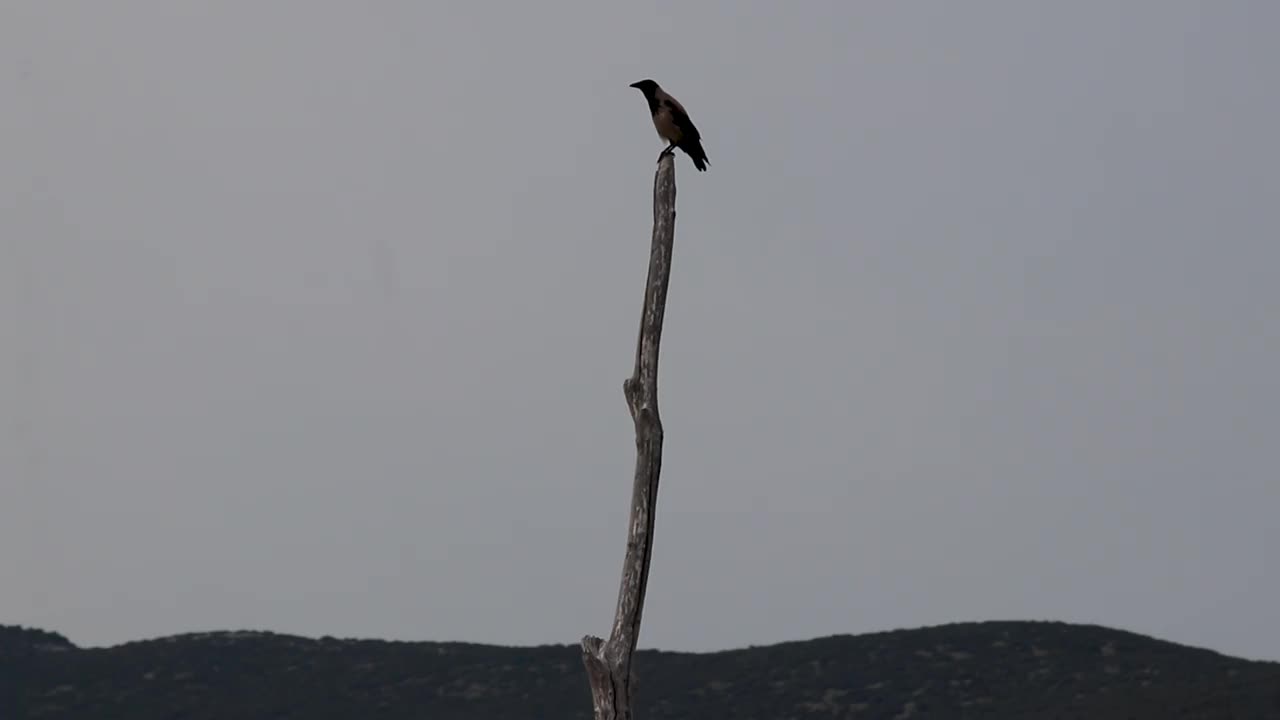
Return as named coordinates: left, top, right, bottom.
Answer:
left=654, top=155, right=676, bottom=206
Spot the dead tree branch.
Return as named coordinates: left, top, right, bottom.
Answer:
left=580, top=153, right=678, bottom=720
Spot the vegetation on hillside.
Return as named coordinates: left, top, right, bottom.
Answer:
left=2, top=621, right=1277, bottom=719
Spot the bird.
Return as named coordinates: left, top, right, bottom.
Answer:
left=629, top=79, right=709, bottom=171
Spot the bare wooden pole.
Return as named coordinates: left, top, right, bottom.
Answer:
left=580, top=153, right=678, bottom=720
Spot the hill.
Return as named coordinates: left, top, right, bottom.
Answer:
left=1, top=621, right=1277, bottom=719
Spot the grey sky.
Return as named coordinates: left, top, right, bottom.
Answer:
left=3, top=2, right=1278, bottom=662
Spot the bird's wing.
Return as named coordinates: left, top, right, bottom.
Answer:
left=658, top=95, right=701, bottom=142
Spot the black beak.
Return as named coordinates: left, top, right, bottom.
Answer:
left=629, top=81, right=643, bottom=89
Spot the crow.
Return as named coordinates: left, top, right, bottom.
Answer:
left=629, top=79, right=710, bottom=171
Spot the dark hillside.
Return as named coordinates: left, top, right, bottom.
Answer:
left=2, top=620, right=1277, bottom=719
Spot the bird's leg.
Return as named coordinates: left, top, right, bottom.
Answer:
left=658, top=141, right=677, bottom=161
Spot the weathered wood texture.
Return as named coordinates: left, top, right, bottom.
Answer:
left=580, top=153, right=678, bottom=720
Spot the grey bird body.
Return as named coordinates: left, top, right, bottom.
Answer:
left=629, top=79, right=709, bottom=171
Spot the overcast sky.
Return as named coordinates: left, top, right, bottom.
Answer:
left=3, top=2, right=1278, bottom=662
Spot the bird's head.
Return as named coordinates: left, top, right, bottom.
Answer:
left=629, top=79, right=660, bottom=97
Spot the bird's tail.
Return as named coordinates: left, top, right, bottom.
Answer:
left=683, top=139, right=710, bottom=172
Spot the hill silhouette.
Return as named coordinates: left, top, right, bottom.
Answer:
left=2, top=621, right=1277, bottom=719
